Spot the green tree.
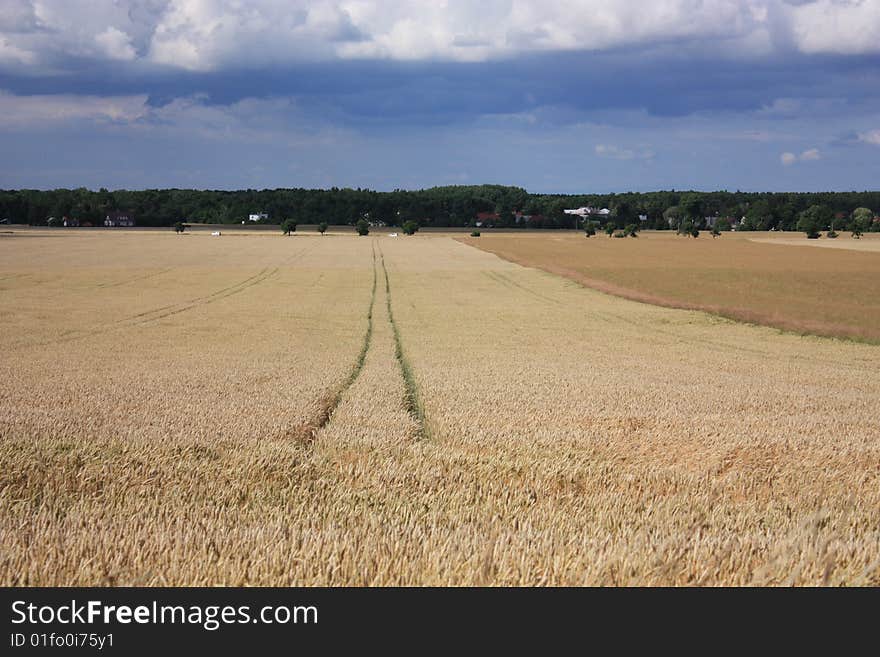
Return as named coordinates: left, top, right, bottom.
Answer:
left=850, top=208, right=872, bottom=238
left=711, top=225, right=721, bottom=238
left=624, top=223, right=639, bottom=237
left=612, top=200, right=636, bottom=227
left=583, top=222, right=596, bottom=237
left=356, top=219, right=370, bottom=236
left=318, top=221, right=328, bottom=235
left=281, top=219, right=297, bottom=235
left=402, top=220, right=419, bottom=235
left=663, top=205, right=682, bottom=229
left=852, top=207, right=873, bottom=224
left=742, top=199, right=772, bottom=231
left=604, top=221, right=616, bottom=237
left=680, top=194, right=703, bottom=222
left=797, top=205, right=831, bottom=239
left=173, top=221, right=187, bottom=233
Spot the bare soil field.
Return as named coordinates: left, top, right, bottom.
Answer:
left=462, top=231, right=880, bottom=342
left=1, top=230, right=878, bottom=585
left=750, top=234, right=880, bottom=253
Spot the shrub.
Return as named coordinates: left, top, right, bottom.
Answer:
left=402, top=220, right=420, bottom=235
left=470, top=230, right=481, bottom=237
left=826, top=230, right=838, bottom=239
left=173, top=222, right=187, bottom=234
left=318, top=222, right=328, bottom=235
left=356, top=219, right=370, bottom=236
left=797, top=205, right=830, bottom=238
left=281, top=219, right=297, bottom=235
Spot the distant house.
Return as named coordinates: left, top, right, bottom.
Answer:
left=563, top=207, right=593, bottom=217
left=248, top=212, right=269, bottom=222
left=526, top=214, right=546, bottom=227
left=104, top=211, right=135, bottom=227
left=475, top=211, right=499, bottom=227
left=564, top=207, right=610, bottom=218
left=62, top=216, right=80, bottom=227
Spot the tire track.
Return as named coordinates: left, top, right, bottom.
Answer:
left=24, top=241, right=317, bottom=348
left=482, top=270, right=563, bottom=306
left=284, top=241, right=377, bottom=444
left=96, top=268, right=174, bottom=289
left=129, top=266, right=279, bottom=326
left=378, top=242, right=429, bottom=439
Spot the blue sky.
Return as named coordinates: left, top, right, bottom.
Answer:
left=0, top=1, right=878, bottom=193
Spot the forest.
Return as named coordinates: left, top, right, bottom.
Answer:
left=2, top=185, right=879, bottom=231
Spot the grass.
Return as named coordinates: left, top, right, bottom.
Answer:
left=462, top=230, right=880, bottom=342
left=1, top=229, right=878, bottom=585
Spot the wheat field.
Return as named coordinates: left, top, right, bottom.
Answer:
left=1, top=230, right=878, bottom=585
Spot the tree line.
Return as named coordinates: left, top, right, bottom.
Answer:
left=2, top=185, right=879, bottom=231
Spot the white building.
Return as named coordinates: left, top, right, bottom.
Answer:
left=564, top=207, right=611, bottom=217
left=248, top=212, right=269, bottom=222
left=563, top=207, right=593, bottom=217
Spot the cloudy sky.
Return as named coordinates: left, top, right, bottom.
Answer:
left=0, top=0, right=878, bottom=192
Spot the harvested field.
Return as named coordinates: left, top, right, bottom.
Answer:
left=463, top=230, right=880, bottom=342
left=1, top=230, right=879, bottom=585
left=749, top=234, right=880, bottom=253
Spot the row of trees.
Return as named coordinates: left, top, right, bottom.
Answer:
left=2, top=185, right=879, bottom=231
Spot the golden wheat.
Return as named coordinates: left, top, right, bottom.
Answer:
left=1, top=230, right=878, bottom=585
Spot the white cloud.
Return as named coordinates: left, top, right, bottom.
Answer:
left=780, top=147, right=820, bottom=165
left=858, top=129, right=880, bottom=146
left=595, top=143, right=654, bottom=160
left=787, top=0, right=880, bottom=55
left=95, top=27, right=137, bottom=61
left=0, top=0, right=38, bottom=32
left=0, top=89, right=352, bottom=149
left=0, top=90, right=149, bottom=126
left=0, top=1, right=878, bottom=73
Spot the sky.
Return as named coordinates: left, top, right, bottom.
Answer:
left=0, top=0, right=878, bottom=193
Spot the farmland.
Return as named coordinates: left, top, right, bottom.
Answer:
left=464, top=231, right=880, bottom=342
left=1, top=230, right=879, bottom=585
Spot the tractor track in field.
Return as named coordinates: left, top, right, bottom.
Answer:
left=96, top=268, right=175, bottom=289
left=23, top=241, right=317, bottom=349
left=482, top=270, right=564, bottom=306
left=288, top=239, right=429, bottom=445
left=127, top=266, right=280, bottom=325
left=283, top=241, right=377, bottom=444
left=378, top=242, right=429, bottom=439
